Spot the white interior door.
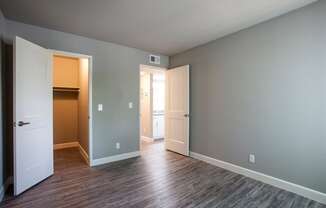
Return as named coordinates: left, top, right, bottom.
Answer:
left=14, top=37, right=53, bottom=195
left=165, top=65, right=189, bottom=156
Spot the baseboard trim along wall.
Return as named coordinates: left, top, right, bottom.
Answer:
left=141, top=136, right=154, bottom=143
left=0, top=177, right=13, bottom=202
left=90, top=151, right=140, bottom=167
left=190, top=152, right=326, bottom=204
left=78, top=144, right=89, bottom=165
left=54, top=141, right=79, bottom=150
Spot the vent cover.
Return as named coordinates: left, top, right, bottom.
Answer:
left=149, top=55, right=160, bottom=65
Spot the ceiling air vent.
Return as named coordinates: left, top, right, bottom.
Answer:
left=149, top=55, right=160, bottom=65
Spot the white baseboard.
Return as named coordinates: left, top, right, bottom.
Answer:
left=90, top=151, right=140, bottom=167
left=54, top=141, right=79, bottom=150
left=0, top=177, right=13, bottom=202
left=141, top=136, right=154, bottom=143
left=190, top=152, right=326, bottom=204
left=78, top=144, right=90, bottom=166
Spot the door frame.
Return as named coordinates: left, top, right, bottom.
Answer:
left=139, top=64, right=166, bottom=145
left=50, top=50, right=94, bottom=165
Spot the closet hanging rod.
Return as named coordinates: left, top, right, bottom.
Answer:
left=53, top=87, right=80, bottom=92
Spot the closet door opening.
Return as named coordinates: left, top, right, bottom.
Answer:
left=52, top=52, right=92, bottom=168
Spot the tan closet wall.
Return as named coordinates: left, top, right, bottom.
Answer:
left=53, top=55, right=80, bottom=144
left=53, top=93, right=79, bottom=144
left=53, top=55, right=89, bottom=154
left=140, top=72, right=152, bottom=138
left=53, top=56, right=80, bottom=88
left=78, top=58, right=89, bottom=154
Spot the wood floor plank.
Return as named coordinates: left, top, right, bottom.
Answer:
left=1, top=141, right=325, bottom=208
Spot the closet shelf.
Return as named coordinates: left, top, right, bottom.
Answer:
left=53, top=87, right=80, bottom=93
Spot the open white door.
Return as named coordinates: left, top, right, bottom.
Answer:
left=14, top=37, right=53, bottom=195
left=165, top=65, right=189, bottom=156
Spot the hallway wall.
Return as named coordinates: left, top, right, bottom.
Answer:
left=140, top=71, right=152, bottom=138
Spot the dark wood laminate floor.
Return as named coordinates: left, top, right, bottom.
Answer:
left=1, top=141, right=325, bottom=208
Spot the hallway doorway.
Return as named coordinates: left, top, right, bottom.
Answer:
left=139, top=65, right=166, bottom=147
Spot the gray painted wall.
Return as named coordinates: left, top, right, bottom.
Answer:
left=170, top=1, right=326, bottom=193
left=5, top=20, right=169, bottom=160
left=0, top=9, right=5, bottom=190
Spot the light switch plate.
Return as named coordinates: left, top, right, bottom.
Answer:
left=129, top=102, right=133, bottom=109
left=98, top=104, right=103, bottom=112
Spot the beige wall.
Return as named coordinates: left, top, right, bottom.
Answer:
left=78, top=58, right=89, bottom=154
left=53, top=56, right=79, bottom=144
left=140, top=71, right=152, bottom=138
left=53, top=55, right=79, bottom=88
left=53, top=92, right=79, bottom=144
left=53, top=55, right=89, bottom=154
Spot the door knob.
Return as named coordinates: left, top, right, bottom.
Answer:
left=18, top=121, right=31, bottom=127
left=184, top=114, right=190, bottom=117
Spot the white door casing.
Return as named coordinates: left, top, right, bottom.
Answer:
left=14, top=37, right=53, bottom=195
left=165, top=65, right=190, bottom=156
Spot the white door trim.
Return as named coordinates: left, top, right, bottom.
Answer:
left=140, top=64, right=167, bottom=73
left=50, top=49, right=93, bottom=165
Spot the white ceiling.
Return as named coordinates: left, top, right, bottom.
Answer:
left=0, top=0, right=317, bottom=55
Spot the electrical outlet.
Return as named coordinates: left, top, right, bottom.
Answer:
left=249, top=154, right=255, bottom=164
left=116, top=142, right=120, bottom=150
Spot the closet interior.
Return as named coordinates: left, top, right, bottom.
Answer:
left=53, top=54, right=89, bottom=164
